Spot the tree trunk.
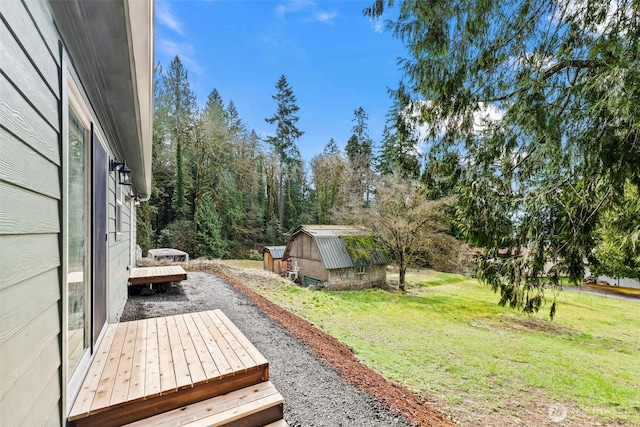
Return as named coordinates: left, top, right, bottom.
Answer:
left=399, top=266, right=406, bottom=292
left=278, top=168, right=284, bottom=232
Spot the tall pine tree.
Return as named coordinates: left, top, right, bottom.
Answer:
left=164, top=56, right=196, bottom=219
left=345, top=107, right=374, bottom=204
left=264, top=75, right=304, bottom=233
left=377, top=82, right=420, bottom=179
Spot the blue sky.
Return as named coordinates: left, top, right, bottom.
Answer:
left=154, top=0, right=407, bottom=160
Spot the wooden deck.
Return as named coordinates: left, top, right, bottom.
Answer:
left=68, top=310, right=273, bottom=427
left=128, top=265, right=187, bottom=286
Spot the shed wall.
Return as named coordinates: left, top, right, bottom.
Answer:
left=327, top=265, right=387, bottom=290
left=263, top=251, right=287, bottom=274
left=287, top=233, right=328, bottom=281
left=263, top=252, right=274, bottom=271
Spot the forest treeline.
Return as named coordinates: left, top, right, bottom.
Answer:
left=136, top=56, right=457, bottom=262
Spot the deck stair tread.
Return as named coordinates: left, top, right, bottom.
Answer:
left=264, top=420, right=289, bottom=427
left=123, top=381, right=284, bottom=427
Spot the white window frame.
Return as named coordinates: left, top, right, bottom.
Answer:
left=65, top=72, right=94, bottom=410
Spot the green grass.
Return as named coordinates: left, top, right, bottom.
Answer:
left=247, top=269, right=640, bottom=424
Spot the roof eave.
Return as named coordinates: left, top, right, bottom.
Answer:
left=50, top=0, right=153, bottom=198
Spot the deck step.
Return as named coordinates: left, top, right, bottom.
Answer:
left=123, top=381, right=284, bottom=427
left=264, top=420, right=289, bottom=427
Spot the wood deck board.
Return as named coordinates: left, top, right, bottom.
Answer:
left=192, top=312, right=232, bottom=376
left=69, top=310, right=269, bottom=427
left=176, top=314, right=208, bottom=384
left=110, top=321, right=138, bottom=406
left=199, top=311, right=245, bottom=373
left=128, top=265, right=187, bottom=286
left=156, top=316, right=177, bottom=393
left=183, top=312, right=220, bottom=379
left=206, top=311, right=256, bottom=370
left=217, top=311, right=269, bottom=366
left=127, top=318, right=147, bottom=402
left=89, top=322, right=128, bottom=412
left=144, top=318, right=161, bottom=398
left=166, top=315, right=195, bottom=389
left=68, top=325, right=117, bottom=419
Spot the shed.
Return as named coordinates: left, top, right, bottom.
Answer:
left=263, top=246, right=287, bottom=274
left=283, top=225, right=390, bottom=290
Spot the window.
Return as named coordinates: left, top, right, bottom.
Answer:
left=116, top=201, right=123, bottom=234
left=356, top=265, right=365, bottom=275
left=67, top=104, right=89, bottom=380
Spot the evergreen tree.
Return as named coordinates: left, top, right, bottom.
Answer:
left=150, top=63, right=174, bottom=238
left=592, top=181, right=640, bottom=281
left=164, top=56, right=196, bottom=219
left=345, top=106, right=372, bottom=165
left=377, top=82, right=420, bottom=179
left=366, top=0, right=640, bottom=317
left=345, top=107, right=374, bottom=204
left=420, top=151, right=463, bottom=200
left=172, top=141, right=188, bottom=218
left=264, top=75, right=304, bottom=231
left=323, top=138, right=340, bottom=156
left=195, top=193, right=227, bottom=258
left=312, top=139, right=346, bottom=224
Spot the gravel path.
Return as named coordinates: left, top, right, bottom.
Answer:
left=121, top=272, right=412, bottom=427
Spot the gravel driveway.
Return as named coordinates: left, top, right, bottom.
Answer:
left=121, top=272, right=412, bottom=427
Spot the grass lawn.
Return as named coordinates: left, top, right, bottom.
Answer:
left=219, top=262, right=640, bottom=425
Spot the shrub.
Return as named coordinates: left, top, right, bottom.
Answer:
left=248, top=249, right=263, bottom=261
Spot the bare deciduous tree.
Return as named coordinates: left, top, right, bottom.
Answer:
left=338, top=174, right=461, bottom=291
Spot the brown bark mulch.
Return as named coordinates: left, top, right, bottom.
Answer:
left=213, top=270, right=458, bottom=427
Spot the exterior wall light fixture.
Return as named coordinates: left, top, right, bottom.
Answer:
left=110, top=159, right=132, bottom=186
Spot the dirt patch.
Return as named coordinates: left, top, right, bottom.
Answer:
left=490, top=315, right=581, bottom=335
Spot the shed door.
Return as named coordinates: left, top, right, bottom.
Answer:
left=92, top=127, right=107, bottom=346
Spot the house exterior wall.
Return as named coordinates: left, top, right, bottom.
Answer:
left=327, top=264, right=387, bottom=290
left=0, top=1, right=148, bottom=425
left=108, top=179, right=134, bottom=323
left=0, top=2, right=64, bottom=425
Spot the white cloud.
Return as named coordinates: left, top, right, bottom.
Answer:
left=156, top=1, right=183, bottom=35
left=276, top=0, right=315, bottom=18
left=408, top=100, right=505, bottom=146
left=315, top=11, right=339, bottom=24
left=157, top=38, right=203, bottom=75
left=275, top=0, right=338, bottom=24
left=473, top=103, right=504, bottom=133
left=550, top=0, right=631, bottom=36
